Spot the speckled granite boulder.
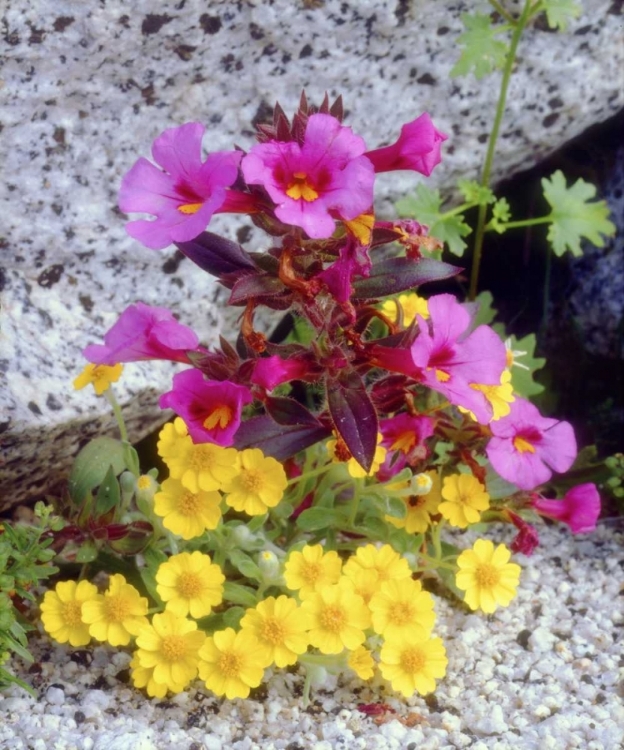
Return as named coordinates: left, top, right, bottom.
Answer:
left=1, top=0, right=622, bottom=508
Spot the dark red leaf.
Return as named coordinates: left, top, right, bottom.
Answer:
left=351, top=257, right=460, bottom=300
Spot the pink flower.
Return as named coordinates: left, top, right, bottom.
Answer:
left=251, top=355, right=309, bottom=391
left=241, top=113, right=375, bottom=239
left=159, top=369, right=253, bottom=446
left=507, top=511, right=539, bottom=556
left=84, top=303, right=199, bottom=365
left=380, top=414, right=434, bottom=455
left=119, top=123, right=247, bottom=250
left=364, top=113, right=447, bottom=176
left=317, top=237, right=372, bottom=304
left=531, top=484, right=601, bottom=534
left=486, top=398, right=577, bottom=491
left=411, top=295, right=506, bottom=422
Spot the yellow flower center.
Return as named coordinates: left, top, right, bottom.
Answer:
left=390, top=431, right=417, bottom=453
left=320, top=604, right=346, bottom=633
left=161, top=634, right=187, bottom=662
left=189, top=445, right=218, bottom=471
left=513, top=436, right=536, bottom=454
left=475, top=563, right=500, bottom=588
left=137, top=475, right=152, bottom=490
left=285, top=172, right=319, bottom=202
left=204, top=404, right=233, bottom=430
left=178, top=202, right=203, bottom=214
left=505, top=349, right=514, bottom=368
left=178, top=491, right=200, bottom=516
left=260, top=616, right=286, bottom=645
left=388, top=601, right=414, bottom=626
left=435, top=369, right=450, bottom=383
left=104, top=595, right=131, bottom=623
left=240, top=468, right=263, bottom=493
left=176, top=572, right=203, bottom=599
left=401, top=646, right=426, bottom=673
left=301, top=561, right=322, bottom=585
left=218, top=651, right=242, bottom=677
left=408, top=496, right=426, bottom=508
left=62, top=601, right=83, bottom=627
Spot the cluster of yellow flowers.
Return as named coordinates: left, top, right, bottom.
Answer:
left=155, top=418, right=288, bottom=537
left=41, top=537, right=520, bottom=700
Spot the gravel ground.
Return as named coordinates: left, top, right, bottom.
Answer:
left=1, top=523, right=623, bottom=750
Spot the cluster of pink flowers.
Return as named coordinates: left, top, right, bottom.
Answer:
left=85, top=95, right=600, bottom=550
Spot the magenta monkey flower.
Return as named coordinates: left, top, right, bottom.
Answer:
left=380, top=414, right=434, bottom=455
left=119, top=123, right=247, bottom=250
left=365, top=113, right=447, bottom=176
left=159, top=369, right=253, bottom=446
left=410, top=294, right=507, bottom=423
left=84, top=303, right=200, bottom=365
left=486, top=398, right=577, bottom=491
left=241, top=113, right=375, bottom=239
left=531, top=483, right=600, bottom=534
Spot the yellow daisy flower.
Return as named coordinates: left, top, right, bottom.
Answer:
left=81, top=574, right=149, bottom=647
left=153, top=477, right=222, bottom=540
left=156, top=551, right=225, bottom=619
left=167, top=442, right=238, bottom=493
left=130, top=653, right=184, bottom=699
left=439, top=474, right=490, bottom=529
left=222, top=448, right=288, bottom=516
left=157, top=418, right=192, bottom=472
left=283, top=544, right=343, bottom=598
left=338, top=567, right=381, bottom=605
left=326, top=433, right=387, bottom=478
left=369, top=578, right=436, bottom=640
left=380, top=293, right=429, bottom=327
left=240, top=595, right=310, bottom=668
left=455, top=539, right=521, bottom=614
left=134, top=611, right=206, bottom=693
left=73, top=363, right=123, bottom=395
left=385, top=470, right=441, bottom=534
left=379, top=636, right=448, bottom=697
left=348, top=645, right=375, bottom=681
left=40, top=580, right=98, bottom=647
left=301, top=584, right=371, bottom=655
left=198, top=627, right=271, bottom=700
left=342, top=544, right=411, bottom=585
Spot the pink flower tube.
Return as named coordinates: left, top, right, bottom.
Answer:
left=364, top=113, right=447, bottom=176
left=531, top=483, right=601, bottom=534
left=251, top=355, right=309, bottom=392
left=84, top=303, right=200, bottom=365
left=159, top=369, right=253, bottom=446
left=119, top=123, right=248, bottom=250
left=486, top=398, right=577, bottom=491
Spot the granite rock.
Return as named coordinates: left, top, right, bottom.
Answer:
left=1, top=0, right=623, bottom=508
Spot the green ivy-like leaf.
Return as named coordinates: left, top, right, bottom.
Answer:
left=450, top=13, right=509, bottom=80
left=472, top=291, right=498, bottom=328
left=488, top=197, right=512, bottom=233
left=396, top=185, right=472, bottom=257
left=68, top=437, right=128, bottom=506
left=457, top=179, right=495, bottom=206
left=542, top=170, right=615, bottom=257
left=541, top=0, right=582, bottom=30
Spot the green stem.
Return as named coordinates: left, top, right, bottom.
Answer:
left=492, top=215, right=552, bottom=231
left=468, top=0, right=534, bottom=300
left=287, top=463, right=333, bottom=486
left=438, top=201, right=479, bottom=220
left=489, top=0, right=516, bottom=24
left=104, top=388, right=129, bottom=442
left=348, top=481, right=362, bottom=526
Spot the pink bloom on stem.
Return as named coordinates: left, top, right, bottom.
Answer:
left=486, top=398, right=577, bottom=491
left=531, top=483, right=601, bottom=534
left=159, top=369, right=253, bottom=446
left=364, top=113, right=447, bottom=176
left=251, top=355, right=309, bottom=392
left=409, top=294, right=507, bottom=423
left=380, top=414, right=434, bottom=454
left=119, top=123, right=247, bottom=250
left=84, top=302, right=200, bottom=365
left=318, top=237, right=372, bottom=304
left=241, top=113, right=375, bottom=239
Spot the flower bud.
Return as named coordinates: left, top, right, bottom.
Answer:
left=257, top=550, right=281, bottom=584
left=410, top=472, right=433, bottom=496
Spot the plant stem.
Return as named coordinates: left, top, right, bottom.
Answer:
left=104, top=388, right=129, bottom=443
left=489, top=0, right=516, bottom=24
left=287, top=463, right=333, bottom=486
left=493, top=215, right=552, bottom=230
left=468, top=0, right=534, bottom=300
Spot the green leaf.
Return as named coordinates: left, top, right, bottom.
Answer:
left=94, top=465, right=121, bottom=517
left=122, top=443, right=141, bottom=478
left=457, top=179, right=494, bottom=206
left=450, top=13, right=509, bottom=80
left=75, top=541, right=98, bottom=564
left=384, top=495, right=407, bottom=520
left=68, top=437, right=128, bottom=506
left=296, top=507, right=348, bottom=532
left=229, top=549, right=262, bottom=581
left=397, top=184, right=472, bottom=256
left=222, top=582, right=258, bottom=608
left=488, top=197, right=512, bottom=233
left=223, top=606, right=245, bottom=629
left=542, top=170, right=616, bottom=257
left=472, top=291, right=498, bottom=327
left=541, top=0, right=582, bottom=30
left=506, top=333, right=546, bottom=398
